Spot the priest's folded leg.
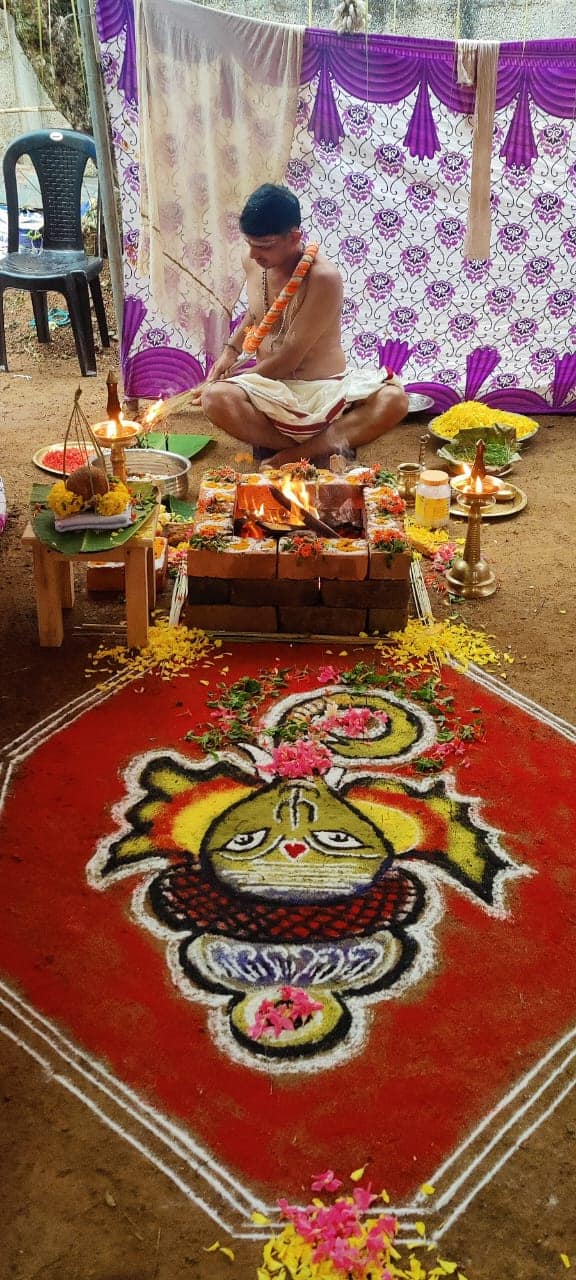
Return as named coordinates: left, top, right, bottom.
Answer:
left=200, top=372, right=408, bottom=467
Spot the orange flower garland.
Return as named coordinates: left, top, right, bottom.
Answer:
left=242, top=242, right=320, bottom=354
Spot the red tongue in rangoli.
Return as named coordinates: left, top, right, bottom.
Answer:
left=283, top=841, right=307, bottom=859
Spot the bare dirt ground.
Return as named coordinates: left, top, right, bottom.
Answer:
left=1, top=286, right=575, bottom=1279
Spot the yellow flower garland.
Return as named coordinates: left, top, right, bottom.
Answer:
left=95, top=482, right=131, bottom=516
left=46, top=479, right=131, bottom=520
left=47, top=481, right=84, bottom=519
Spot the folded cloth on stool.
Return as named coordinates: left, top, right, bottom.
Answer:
left=230, top=368, right=394, bottom=444
left=54, top=504, right=133, bottom=533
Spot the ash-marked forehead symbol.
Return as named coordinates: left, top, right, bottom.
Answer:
left=201, top=777, right=392, bottom=866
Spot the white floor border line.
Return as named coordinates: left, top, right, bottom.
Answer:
left=1, top=671, right=129, bottom=756
left=465, top=662, right=576, bottom=739
left=0, top=1018, right=266, bottom=1239
left=436, top=1072, right=576, bottom=1239
left=433, top=1033, right=576, bottom=1202
left=1, top=661, right=576, bottom=1236
left=0, top=981, right=430, bottom=1240
left=2, top=974, right=576, bottom=1240
left=0, top=980, right=262, bottom=1218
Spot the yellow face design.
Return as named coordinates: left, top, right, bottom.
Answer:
left=201, top=777, right=393, bottom=900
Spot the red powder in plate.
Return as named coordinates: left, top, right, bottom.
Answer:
left=42, top=447, right=94, bottom=472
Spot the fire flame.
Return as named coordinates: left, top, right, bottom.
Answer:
left=276, top=474, right=319, bottom=518
left=141, top=399, right=164, bottom=428
left=236, top=475, right=321, bottom=532
left=239, top=518, right=265, bottom=540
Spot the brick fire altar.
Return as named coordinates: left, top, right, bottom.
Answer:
left=187, top=463, right=411, bottom=637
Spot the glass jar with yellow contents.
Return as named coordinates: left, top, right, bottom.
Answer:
left=414, top=468, right=451, bottom=529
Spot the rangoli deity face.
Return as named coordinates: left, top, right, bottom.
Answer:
left=203, top=777, right=393, bottom=899
left=88, top=684, right=523, bottom=1071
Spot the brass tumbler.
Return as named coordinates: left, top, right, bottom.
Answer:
left=396, top=462, right=421, bottom=506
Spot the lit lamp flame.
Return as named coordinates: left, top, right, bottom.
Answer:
left=92, top=416, right=141, bottom=481
left=453, top=466, right=500, bottom=500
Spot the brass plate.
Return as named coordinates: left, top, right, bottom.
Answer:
left=450, top=484, right=527, bottom=519
left=430, top=421, right=538, bottom=444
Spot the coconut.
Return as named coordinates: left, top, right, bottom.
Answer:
left=66, top=461, right=109, bottom=501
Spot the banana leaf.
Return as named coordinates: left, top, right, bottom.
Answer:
left=437, top=425, right=521, bottom=467
left=165, top=495, right=196, bottom=520
left=139, top=432, right=212, bottom=459
left=31, top=483, right=158, bottom=556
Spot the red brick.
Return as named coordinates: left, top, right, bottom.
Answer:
left=188, top=577, right=230, bottom=604
left=317, top=483, right=364, bottom=523
left=87, top=539, right=168, bottom=594
left=278, top=540, right=368, bottom=581
left=186, top=604, right=278, bottom=632
left=367, top=605, right=409, bottom=633
left=277, top=544, right=323, bottom=580
left=368, top=550, right=412, bottom=581
left=317, top=546, right=369, bottom=580
left=321, top=579, right=410, bottom=608
left=188, top=539, right=277, bottom=579
left=278, top=606, right=367, bottom=636
left=230, top=578, right=320, bottom=606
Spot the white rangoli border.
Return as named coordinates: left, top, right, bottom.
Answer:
left=1, top=663, right=575, bottom=1239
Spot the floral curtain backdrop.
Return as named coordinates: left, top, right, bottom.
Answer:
left=95, top=0, right=576, bottom=412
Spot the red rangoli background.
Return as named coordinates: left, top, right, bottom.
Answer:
left=1, top=643, right=575, bottom=1204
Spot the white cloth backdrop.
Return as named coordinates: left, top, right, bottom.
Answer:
left=135, top=0, right=303, bottom=356
left=94, top=0, right=576, bottom=411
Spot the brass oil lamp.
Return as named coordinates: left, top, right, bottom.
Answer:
left=445, top=441, right=498, bottom=599
left=91, top=371, right=141, bottom=483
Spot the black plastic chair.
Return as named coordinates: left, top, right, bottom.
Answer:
left=0, top=129, right=110, bottom=377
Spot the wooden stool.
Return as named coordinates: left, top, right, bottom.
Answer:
left=22, top=509, right=159, bottom=649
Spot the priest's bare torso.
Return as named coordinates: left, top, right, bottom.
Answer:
left=244, top=250, right=347, bottom=380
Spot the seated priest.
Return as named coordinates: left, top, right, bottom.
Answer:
left=200, top=184, right=408, bottom=467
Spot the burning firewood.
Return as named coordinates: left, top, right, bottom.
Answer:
left=268, top=484, right=338, bottom=538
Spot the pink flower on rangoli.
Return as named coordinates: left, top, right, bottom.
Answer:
left=266, top=739, right=333, bottom=779
left=249, top=986, right=323, bottom=1040
left=311, top=1169, right=343, bottom=1192
left=317, top=664, right=338, bottom=683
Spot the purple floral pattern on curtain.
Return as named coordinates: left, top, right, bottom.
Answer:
left=95, top=0, right=576, bottom=411
left=294, top=30, right=576, bottom=411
